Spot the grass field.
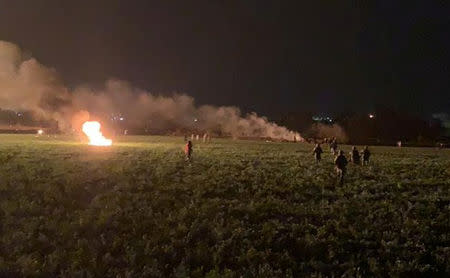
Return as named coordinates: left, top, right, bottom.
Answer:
left=0, top=134, right=449, bottom=277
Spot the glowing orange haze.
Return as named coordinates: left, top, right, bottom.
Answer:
left=82, top=121, right=112, bottom=146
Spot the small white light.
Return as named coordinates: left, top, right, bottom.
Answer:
left=119, top=117, right=124, bottom=121
left=37, top=129, right=44, bottom=135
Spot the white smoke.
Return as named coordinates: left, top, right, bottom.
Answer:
left=0, top=41, right=301, bottom=140
left=0, top=41, right=72, bottom=128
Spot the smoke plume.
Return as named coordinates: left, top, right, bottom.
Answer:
left=0, top=41, right=73, bottom=129
left=309, top=123, right=348, bottom=143
left=0, top=41, right=301, bottom=140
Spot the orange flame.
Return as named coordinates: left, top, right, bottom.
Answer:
left=82, top=121, right=112, bottom=146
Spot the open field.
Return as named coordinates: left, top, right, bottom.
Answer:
left=0, top=135, right=449, bottom=277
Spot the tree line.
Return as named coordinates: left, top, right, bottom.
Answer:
left=279, top=108, right=447, bottom=146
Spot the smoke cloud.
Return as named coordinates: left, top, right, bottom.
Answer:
left=0, top=41, right=74, bottom=129
left=309, top=123, right=348, bottom=143
left=0, top=41, right=301, bottom=140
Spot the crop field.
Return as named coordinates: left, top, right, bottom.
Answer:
left=0, top=134, right=449, bottom=277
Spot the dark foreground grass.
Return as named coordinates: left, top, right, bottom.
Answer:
left=0, top=135, right=449, bottom=277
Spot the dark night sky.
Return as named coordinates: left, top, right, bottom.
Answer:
left=0, top=1, right=448, bottom=117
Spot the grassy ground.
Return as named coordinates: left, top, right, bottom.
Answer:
left=0, top=134, right=449, bottom=277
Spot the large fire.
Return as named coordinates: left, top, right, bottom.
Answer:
left=82, top=121, right=112, bottom=146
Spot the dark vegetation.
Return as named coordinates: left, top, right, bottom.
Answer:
left=0, top=135, right=449, bottom=277
left=280, top=109, right=448, bottom=146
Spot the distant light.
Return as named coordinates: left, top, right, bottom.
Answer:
left=369, top=114, right=375, bottom=119
left=312, top=115, right=333, bottom=122
left=119, top=117, right=124, bottom=121
left=17, top=113, right=22, bottom=117
left=194, top=118, right=198, bottom=122
left=37, top=129, right=44, bottom=135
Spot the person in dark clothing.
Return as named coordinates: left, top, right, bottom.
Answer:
left=361, top=146, right=371, bottom=165
left=185, top=140, right=193, bottom=161
left=350, top=146, right=360, bottom=164
left=312, top=143, right=323, bottom=162
left=334, top=150, right=348, bottom=185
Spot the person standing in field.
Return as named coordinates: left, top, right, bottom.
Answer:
left=330, top=138, right=338, bottom=155
left=361, top=146, right=371, bottom=165
left=349, top=146, right=360, bottom=164
left=185, top=140, right=193, bottom=161
left=334, top=150, right=348, bottom=185
left=203, top=133, right=210, bottom=143
left=312, top=143, right=323, bottom=162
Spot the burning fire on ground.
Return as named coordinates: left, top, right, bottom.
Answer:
left=82, top=121, right=112, bottom=146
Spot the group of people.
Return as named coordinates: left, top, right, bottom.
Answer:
left=313, top=141, right=371, bottom=185
left=183, top=136, right=372, bottom=185
left=185, top=133, right=212, bottom=143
